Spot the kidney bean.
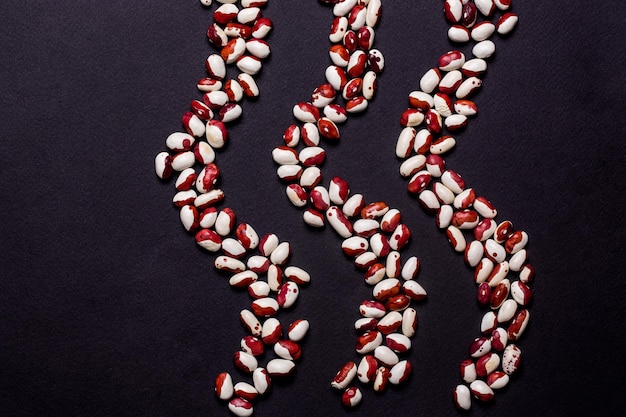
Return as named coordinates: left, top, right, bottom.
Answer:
left=502, top=344, right=522, bottom=375
left=401, top=307, right=418, bottom=337
left=261, top=317, right=282, bottom=345
left=252, top=367, right=270, bottom=396
left=357, top=355, right=378, bottom=383
left=266, top=358, right=295, bottom=377
left=215, top=372, right=234, bottom=400
left=460, top=359, right=477, bottom=383
left=234, top=351, right=258, bottom=373
left=454, top=384, right=472, bottom=410
left=228, top=397, right=253, bottom=417
left=342, top=387, right=362, bottom=408
left=287, top=319, right=309, bottom=342
left=508, top=309, right=530, bottom=341
left=470, top=380, right=494, bottom=402
left=277, top=281, right=299, bottom=308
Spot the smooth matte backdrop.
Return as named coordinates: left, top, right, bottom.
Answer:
left=1, top=1, right=625, bottom=416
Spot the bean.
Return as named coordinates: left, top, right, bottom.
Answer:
left=300, top=166, right=322, bottom=188
left=266, top=358, right=295, bottom=377
left=261, top=317, right=282, bottom=344
left=237, top=73, right=259, bottom=97
left=205, top=120, right=228, bottom=148
left=401, top=307, right=418, bottom=337
left=474, top=0, right=496, bottom=17
left=472, top=39, right=496, bottom=59
left=277, top=281, right=300, bottom=308
left=327, top=206, right=354, bottom=238
left=331, top=361, right=358, bottom=390
left=373, top=366, right=390, bottom=392
left=481, top=310, right=498, bottom=334
left=274, top=339, right=301, bottom=361
left=385, top=251, right=401, bottom=278
left=490, top=279, right=510, bottom=309
left=454, top=187, right=476, bottom=209
left=474, top=218, right=496, bottom=241
left=215, top=255, right=246, bottom=273
left=511, top=280, right=532, bottom=305
left=252, top=367, right=271, bottom=395
left=460, top=359, right=477, bottom=383
left=475, top=352, right=500, bottom=377
left=401, top=256, right=420, bottom=281
left=229, top=270, right=258, bottom=288
left=430, top=135, right=457, bottom=154
left=221, top=37, right=246, bottom=64
left=234, top=351, right=258, bottom=373
left=215, top=372, right=234, bottom=400
left=251, top=297, right=280, bottom=317
left=248, top=280, right=270, bottom=298
left=497, top=12, right=518, bottom=35
left=507, top=309, right=530, bottom=341
left=464, top=240, right=484, bottom=267
left=486, top=261, right=509, bottom=287
left=284, top=266, right=311, bottom=285
left=471, top=21, right=496, bottom=42
left=502, top=344, right=522, bottom=375
left=196, top=228, right=222, bottom=252
left=374, top=345, right=399, bottom=367
left=446, top=225, right=467, bottom=252
left=357, top=355, right=378, bottom=383
left=469, top=379, right=494, bottom=402
left=228, top=397, right=253, bottom=417
left=205, top=54, right=226, bottom=79
left=420, top=68, right=442, bottom=94
left=234, top=381, right=259, bottom=401
left=456, top=76, right=482, bottom=99
left=488, top=371, right=510, bottom=389
left=509, top=248, right=528, bottom=271
left=269, top=241, right=291, bottom=265
left=434, top=92, right=453, bottom=117
left=386, top=333, right=411, bottom=354
left=474, top=257, right=494, bottom=284
left=287, top=319, right=310, bottom=342
left=448, top=25, right=471, bottom=43
left=454, top=384, right=472, bottom=410
left=251, top=17, right=273, bottom=39
left=444, top=0, right=463, bottom=23
left=365, top=0, right=382, bottom=27
left=497, top=299, right=518, bottom=323
left=439, top=50, right=466, bottom=71
left=436, top=204, right=454, bottom=229
left=342, top=193, right=365, bottom=217
left=179, top=205, right=199, bottom=232
left=341, top=386, right=362, bottom=408
left=438, top=70, right=463, bottom=94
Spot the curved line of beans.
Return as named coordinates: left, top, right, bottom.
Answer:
left=155, top=1, right=318, bottom=416
left=269, top=0, right=533, bottom=412
left=271, top=0, right=428, bottom=409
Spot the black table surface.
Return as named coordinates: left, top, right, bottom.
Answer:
left=1, top=1, right=625, bottom=416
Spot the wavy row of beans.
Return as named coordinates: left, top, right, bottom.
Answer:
left=271, top=0, right=431, bottom=409
left=155, top=1, right=317, bottom=416
left=154, top=0, right=532, bottom=415
left=412, top=0, right=531, bottom=411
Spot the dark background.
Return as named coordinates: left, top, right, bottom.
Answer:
left=1, top=1, right=625, bottom=416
